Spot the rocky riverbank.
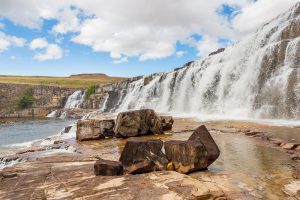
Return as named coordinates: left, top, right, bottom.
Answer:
left=1, top=117, right=299, bottom=199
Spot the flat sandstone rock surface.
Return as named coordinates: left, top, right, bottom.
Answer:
left=0, top=118, right=297, bottom=199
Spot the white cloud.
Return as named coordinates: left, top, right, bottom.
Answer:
left=29, top=38, right=63, bottom=61
left=232, top=0, right=299, bottom=36
left=0, top=23, right=4, bottom=29
left=0, top=0, right=298, bottom=59
left=112, top=56, right=128, bottom=64
left=0, top=32, right=25, bottom=52
left=29, top=38, right=48, bottom=49
left=196, top=35, right=221, bottom=57
left=176, top=51, right=185, bottom=58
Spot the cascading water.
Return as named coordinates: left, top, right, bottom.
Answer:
left=64, top=90, right=85, bottom=109
left=111, top=3, right=300, bottom=120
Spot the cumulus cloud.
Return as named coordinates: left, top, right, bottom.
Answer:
left=29, top=38, right=63, bottom=61
left=232, top=0, right=299, bottom=36
left=176, top=51, right=185, bottom=58
left=196, top=35, right=221, bottom=57
left=29, top=38, right=48, bottom=49
left=0, top=32, right=25, bottom=52
left=0, top=0, right=298, bottom=59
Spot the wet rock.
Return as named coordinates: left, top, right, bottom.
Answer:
left=0, top=171, right=17, bottom=178
left=94, top=159, right=123, bottom=176
left=244, top=131, right=260, bottom=136
left=53, top=140, right=65, bottom=145
left=76, top=119, right=115, bottom=141
left=160, top=116, right=174, bottom=131
left=119, top=137, right=168, bottom=174
left=209, top=48, right=225, bottom=56
left=281, top=143, right=299, bottom=150
left=189, top=125, right=220, bottom=166
left=125, top=160, right=156, bottom=174
left=293, top=165, right=300, bottom=179
left=143, top=76, right=154, bottom=86
left=164, top=140, right=207, bottom=173
left=114, top=109, right=163, bottom=138
left=166, top=162, right=175, bottom=171
left=63, top=125, right=72, bottom=133
left=270, top=138, right=284, bottom=146
left=283, top=181, right=300, bottom=197
left=291, top=155, right=300, bottom=161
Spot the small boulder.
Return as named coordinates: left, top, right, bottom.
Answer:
left=63, top=125, right=73, bottom=133
left=164, top=125, right=220, bottom=174
left=281, top=143, right=298, bottom=150
left=119, top=137, right=168, bottom=174
left=94, top=159, right=123, bottom=176
left=164, top=140, right=207, bottom=174
left=160, top=116, right=174, bottom=131
left=114, top=109, right=163, bottom=138
left=188, top=125, right=220, bottom=166
left=76, top=119, right=115, bottom=141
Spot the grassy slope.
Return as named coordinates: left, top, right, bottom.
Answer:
left=0, top=75, right=127, bottom=88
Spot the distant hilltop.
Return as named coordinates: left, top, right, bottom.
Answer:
left=69, top=73, right=109, bottom=78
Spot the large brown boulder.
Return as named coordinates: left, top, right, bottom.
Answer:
left=188, top=125, right=220, bottom=166
left=114, top=109, right=163, bottom=138
left=94, top=159, right=123, bottom=176
left=164, top=140, right=207, bottom=174
left=76, top=119, right=115, bottom=141
left=164, top=125, right=220, bottom=174
left=119, top=137, right=168, bottom=174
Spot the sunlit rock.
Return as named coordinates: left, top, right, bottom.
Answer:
left=114, top=109, right=163, bottom=138
left=119, top=137, right=168, bottom=174
left=76, top=119, right=114, bottom=141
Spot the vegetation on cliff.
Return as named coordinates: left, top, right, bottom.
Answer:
left=17, top=88, right=35, bottom=109
left=86, top=84, right=97, bottom=99
left=0, top=75, right=127, bottom=89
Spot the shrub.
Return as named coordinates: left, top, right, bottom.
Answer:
left=86, top=84, right=97, bottom=99
left=17, top=88, right=35, bottom=109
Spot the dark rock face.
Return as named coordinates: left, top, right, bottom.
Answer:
left=119, top=137, right=168, bottom=174
left=94, top=159, right=123, bottom=176
left=114, top=109, right=163, bottom=138
left=160, top=116, right=174, bottom=131
left=208, top=48, right=225, bottom=56
left=188, top=125, right=220, bottom=166
left=164, top=125, right=219, bottom=173
left=76, top=119, right=115, bottom=141
left=164, top=140, right=207, bottom=174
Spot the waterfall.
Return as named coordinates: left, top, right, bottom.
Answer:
left=47, top=110, right=58, bottom=118
left=110, top=4, right=300, bottom=120
left=64, top=90, right=85, bottom=109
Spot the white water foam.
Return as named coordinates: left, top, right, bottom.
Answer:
left=113, top=4, right=300, bottom=121
left=64, top=90, right=85, bottom=109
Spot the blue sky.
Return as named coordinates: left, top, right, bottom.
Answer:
left=0, top=0, right=297, bottom=77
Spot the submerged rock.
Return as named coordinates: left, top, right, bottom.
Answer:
left=76, top=119, right=114, bottom=141
left=94, top=159, right=123, bottom=176
left=119, top=137, right=168, bottom=174
left=114, top=109, right=163, bottom=138
left=164, top=125, right=220, bottom=173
